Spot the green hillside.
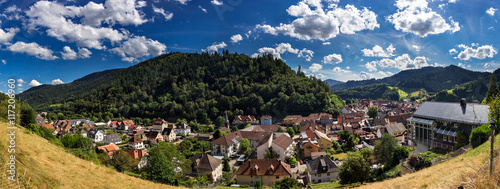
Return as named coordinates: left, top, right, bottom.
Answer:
left=19, top=52, right=343, bottom=125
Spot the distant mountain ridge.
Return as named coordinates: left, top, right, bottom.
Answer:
left=331, top=65, right=489, bottom=93
left=324, top=79, right=344, bottom=86
left=331, top=66, right=441, bottom=91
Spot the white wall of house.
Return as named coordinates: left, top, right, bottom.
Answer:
left=175, top=128, right=191, bottom=136
left=129, top=142, right=144, bottom=149
left=308, top=172, right=338, bottom=184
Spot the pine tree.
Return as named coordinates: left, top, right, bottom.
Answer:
left=484, top=73, right=499, bottom=103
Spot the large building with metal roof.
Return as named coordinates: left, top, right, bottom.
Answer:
left=407, top=99, right=489, bottom=151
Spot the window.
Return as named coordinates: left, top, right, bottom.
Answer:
left=327, top=173, right=330, bottom=176
left=276, top=176, right=279, bottom=179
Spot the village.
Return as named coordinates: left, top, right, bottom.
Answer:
left=32, top=98, right=489, bottom=187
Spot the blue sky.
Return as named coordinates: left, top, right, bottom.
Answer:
left=0, top=0, right=499, bottom=93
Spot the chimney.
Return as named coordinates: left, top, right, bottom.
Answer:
left=460, top=98, right=466, bottom=107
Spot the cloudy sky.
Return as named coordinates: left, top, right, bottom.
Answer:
left=0, top=0, right=499, bottom=93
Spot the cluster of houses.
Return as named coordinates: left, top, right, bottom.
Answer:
left=32, top=98, right=490, bottom=187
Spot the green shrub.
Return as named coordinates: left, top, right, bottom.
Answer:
left=470, top=124, right=491, bottom=148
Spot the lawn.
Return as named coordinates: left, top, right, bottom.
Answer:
left=331, top=153, right=348, bottom=161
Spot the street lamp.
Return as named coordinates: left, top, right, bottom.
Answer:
left=489, top=121, right=497, bottom=175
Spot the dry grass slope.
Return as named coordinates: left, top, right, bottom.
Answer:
left=358, top=134, right=500, bottom=189
left=0, top=121, right=184, bottom=189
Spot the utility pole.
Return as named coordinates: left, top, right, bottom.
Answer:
left=489, top=121, right=497, bottom=175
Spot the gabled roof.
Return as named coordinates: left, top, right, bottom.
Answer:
left=413, top=101, right=489, bottom=125
left=128, top=136, right=143, bottom=144
left=235, top=159, right=291, bottom=176
left=210, top=131, right=273, bottom=146
left=314, top=131, right=331, bottom=142
left=272, top=134, right=294, bottom=149
left=103, top=134, right=122, bottom=143
left=253, top=125, right=281, bottom=132
left=98, top=143, right=120, bottom=155
left=153, top=118, right=167, bottom=125
left=386, top=123, right=406, bottom=135
left=306, top=156, right=338, bottom=174
left=122, top=120, right=134, bottom=125
left=162, top=128, right=174, bottom=135
left=260, top=115, right=272, bottom=120
left=146, top=131, right=162, bottom=139
left=128, top=149, right=148, bottom=160
left=190, top=153, right=223, bottom=171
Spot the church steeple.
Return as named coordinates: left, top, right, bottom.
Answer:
left=224, top=112, right=230, bottom=129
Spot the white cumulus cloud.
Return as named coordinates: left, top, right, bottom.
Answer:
left=361, top=44, right=396, bottom=57
left=61, top=46, right=92, bottom=60
left=387, top=0, right=460, bottom=37
left=51, top=79, right=65, bottom=85
left=153, top=5, right=174, bottom=21
left=455, top=44, right=497, bottom=60
left=230, top=34, right=243, bottom=43
left=309, top=63, right=323, bottom=73
left=211, top=0, right=223, bottom=6
left=0, top=27, right=19, bottom=44
left=251, top=43, right=299, bottom=60
left=203, top=41, right=227, bottom=54
left=1, top=59, right=5, bottom=64
left=487, top=7, right=498, bottom=16
left=110, top=36, right=167, bottom=62
left=322, top=53, right=342, bottom=64
left=8, top=42, right=58, bottom=60
left=298, top=48, right=314, bottom=61
left=365, top=54, right=430, bottom=71
left=29, top=79, right=42, bottom=87
left=255, top=0, right=378, bottom=41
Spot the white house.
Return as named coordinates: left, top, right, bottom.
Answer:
left=306, top=156, right=339, bottom=184
left=87, top=129, right=105, bottom=143
left=152, top=118, right=169, bottom=132
left=271, top=134, right=295, bottom=161
left=175, top=123, right=191, bottom=136
left=128, top=136, right=145, bottom=149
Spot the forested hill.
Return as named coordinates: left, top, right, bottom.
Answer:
left=19, top=52, right=344, bottom=125
left=335, top=83, right=400, bottom=101
left=331, top=65, right=489, bottom=92
left=331, top=66, right=440, bottom=91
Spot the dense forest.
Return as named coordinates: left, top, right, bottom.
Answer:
left=394, top=65, right=488, bottom=93
left=335, top=83, right=400, bottom=101
left=19, top=51, right=344, bottom=125
left=429, top=69, right=500, bottom=103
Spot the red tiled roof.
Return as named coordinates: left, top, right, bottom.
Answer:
left=272, top=134, right=294, bottom=149
left=235, top=159, right=291, bottom=176
left=98, top=144, right=120, bottom=156
left=41, top=124, right=55, bottom=130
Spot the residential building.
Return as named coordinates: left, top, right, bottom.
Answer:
left=306, top=156, right=339, bottom=184
left=152, top=118, right=169, bottom=132
left=314, top=131, right=332, bottom=151
left=271, top=135, right=294, bottom=161
left=162, top=128, right=176, bottom=142
left=303, top=139, right=319, bottom=157
left=260, top=115, right=272, bottom=125
left=98, top=143, right=120, bottom=157
left=35, top=117, right=45, bottom=124
left=118, top=120, right=134, bottom=130
left=129, top=149, right=148, bottom=169
left=233, top=115, right=259, bottom=126
left=235, top=159, right=292, bottom=186
left=187, top=153, right=223, bottom=182
left=407, top=99, right=489, bottom=151
left=128, top=136, right=145, bottom=149
left=211, top=131, right=273, bottom=158
left=87, top=129, right=105, bottom=143
left=103, top=134, right=122, bottom=145
left=385, top=123, right=406, bottom=136
left=146, top=131, right=163, bottom=145
left=175, top=123, right=191, bottom=136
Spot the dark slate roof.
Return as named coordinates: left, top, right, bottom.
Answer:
left=412, top=101, right=489, bottom=125
left=87, top=129, right=103, bottom=139
left=162, top=128, right=174, bottom=135
left=306, top=156, right=338, bottom=175
left=103, top=134, right=122, bottom=143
